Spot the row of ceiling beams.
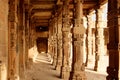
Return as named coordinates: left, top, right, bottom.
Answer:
left=30, top=0, right=107, bottom=27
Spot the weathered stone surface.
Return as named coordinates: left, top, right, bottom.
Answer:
left=0, top=0, right=8, bottom=80
left=70, top=0, right=86, bottom=80
left=1, top=0, right=119, bottom=80
left=107, top=0, right=120, bottom=79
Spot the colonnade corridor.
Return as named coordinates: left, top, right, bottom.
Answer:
left=25, top=50, right=107, bottom=80
left=1, top=0, right=120, bottom=80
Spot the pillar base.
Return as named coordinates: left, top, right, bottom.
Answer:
left=55, top=58, right=62, bottom=71
left=70, top=71, right=87, bottom=80
left=106, top=67, right=118, bottom=80
left=85, top=55, right=95, bottom=68
left=94, top=55, right=108, bottom=72
left=60, top=66, right=70, bottom=79
left=52, top=59, right=57, bottom=66
left=55, top=65, right=62, bottom=71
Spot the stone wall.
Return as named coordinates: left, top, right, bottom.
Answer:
left=0, top=0, right=8, bottom=80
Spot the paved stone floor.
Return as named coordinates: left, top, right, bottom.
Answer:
left=26, top=53, right=107, bottom=80
left=85, top=69, right=107, bottom=80
left=26, top=53, right=63, bottom=80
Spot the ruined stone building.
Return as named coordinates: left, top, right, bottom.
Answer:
left=0, top=0, right=120, bottom=80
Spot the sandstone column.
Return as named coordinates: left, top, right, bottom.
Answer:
left=52, top=17, right=58, bottom=66
left=107, top=0, right=120, bottom=79
left=25, top=6, right=30, bottom=68
left=70, top=0, right=86, bottom=80
left=85, top=12, right=95, bottom=68
left=60, top=0, right=71, bottom=79
left=56, top=12, right=63, bottom=70
left=94, top=6, right=105, bottom=72
left=17, top=0, right=26, bottom=79
left=48, top=19, right=54, bottom=58
left=8, top=0, right=18, bottom=79
left=29, top=21, right=35, bottom=48
left=29, top=21, right=33, bottom=48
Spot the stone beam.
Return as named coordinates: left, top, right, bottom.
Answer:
left=31, top=16, right=51, bottom=20
left=34, top=22, right=49, bottom=26
left=33, top=19, right=49, bottom=23
left=32, top=9, right=53, bottom=13
left=30, top=1, right=55, bottom=5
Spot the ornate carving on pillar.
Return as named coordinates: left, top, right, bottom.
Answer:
left=52, top=17, right=58, bottom=67
left=56, top=35, right=63, bottom=70
left=48, top=20, right=54, bottom=58
left=60, top=0, right=71, bottom=79
left=107, top=0, right=120, bottom=80
left=85, top=12, right=95, bottom=68
left=16, top=1, right=27, bottom=79
left=69, top=0, right=86, bottom=80
left=94, top=6, right=106, bottom=72
left=55, top=12, right=63, bottom=71
left=52, top=34, right=58, bottom=66
left=8, top=0, right=18, bottom=80
left=25, top=9, right=30, bottom=69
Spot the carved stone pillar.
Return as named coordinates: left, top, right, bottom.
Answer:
left=70, top=0, right=86, bottom=80
left=85, top=13, right=94, bottom=67
left=94, top=7, right=105, bottom=72
left=60, top=0, right=71, bottom=79
left=30, top=22, right=35, bottom=48
left=48, top=20, right=54, bottom=58
left=8, top=0, right=18, bottom=80
left=52, top=17, right=58, bottom=66
left=107, top=0, right=120, bottom=79
left=25, top=8, right=30, bottom=68
left=18, top=0, right=26, bottom=79
left=56, top=12, right=63, bottom=71
left=51, top=36, right=54, bottom=59
left=52, top=35, right=57, bottom=66
left=29, top=21, right=33, bottom=48
left=48, top=38, right=51, bottom=55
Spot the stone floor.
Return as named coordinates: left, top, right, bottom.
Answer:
left=26, top=53, right=107, bottom=80
left=85, top=69, right=107, bottom=80
left=26, top=53, right=62, bottom=80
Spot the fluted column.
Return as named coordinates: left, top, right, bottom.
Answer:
left=70, top=0, right=86, bottom=80
left=107, top=0, right=120, bottom=79
left=94, top=7, right=105, bottom=72
left=8, top=0, right=18, bottom=79
left=56, top=12, right=63, bottom=70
